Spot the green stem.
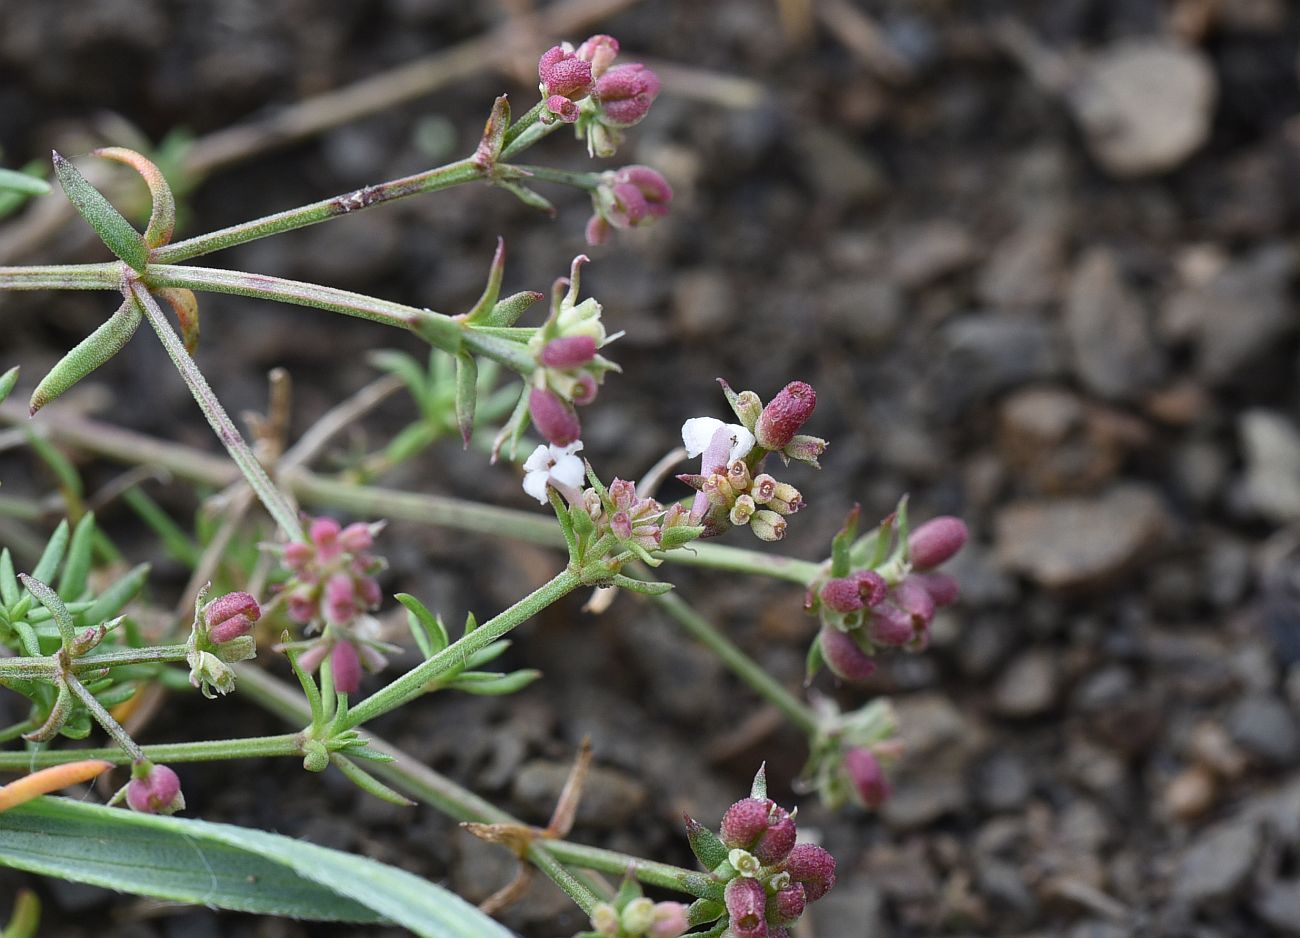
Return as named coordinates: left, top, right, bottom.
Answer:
left=0, top=733, right=302, bottom=770
left=63, top=672, right=145, bottom=762
left=0, top=657, right=57, bottom=681
left=72, top=643, right=190, bottom=670
left=339, top=567, right=581, bottom=729
left=542, top=841, right=698, bottom=894
left=0, top=262, right=120, bottom=291
left=501, top=101, right=546, bottom=150
left=644, top=574, right=819, bottom=736
left=151, top=159, right=484, bottom=263
left=132, top=283, right=304, bottom=541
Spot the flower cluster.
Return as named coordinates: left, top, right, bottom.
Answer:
left=578, top=879, right=688, bottom=938
left=582, top=477, right=698, bottom=554
left=525, top=255, right=619, bottom=446
left=810, top=513, right=967, bottom=683
left=274, top=516, right=396, bottom=694
left=585, top=165, right=673, bottom=246
left=185, top=588, right=261, bottom=698
left=537, top=35, right=661, bottom=156
left=677, top=381, right=825, bottom=540
left=684, top=771, right=836, bottom=938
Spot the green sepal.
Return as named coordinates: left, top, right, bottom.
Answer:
left=445, top=669, right=540, bottom=696
left=0, top=167, right=50, bottom=197
left=51, top=151, right=148, bottom=271
left=462, top=238, right=505, bottom=324
left=685, top=815, right=728, bottom=870
left=686, top=898, right=726, bottom=926
left=805, top=633, right=825, bottom=684
left=679, top=872, right=724, bottom=902
left=454, top=352, right=477, bottom=448
left=395, top=593, right=448, bottom=658
left=57, top=512, right=96, bottom=601
left=480, top=291, right=542, bottom=328
left=750, top=763, right=768, bottom=800
left=830, top=503, right=861, bottom=578
left=613, top=874, right=643, bottom=908
left=29, top=299, right=143, bottom=415
left=463, top=610, right=479, bottom=635
left=329, top=754, right=414, bottom=807
left=0, top=366, right=18, bottom=405
left=495, top=179, right=555, bottom=215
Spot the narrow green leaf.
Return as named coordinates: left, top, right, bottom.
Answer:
left=0, top=798, right=517, bottom=938
left=463, top=238, right=506, bottom=324
left=0, top=168, right=50, bottom=197
left=51, top=152, right=148, bottom=271
left=122, top=487, right=200, bottom=567
left=446, top=669, right=540, bottom=696
left=495, top=179, right=554, bottom=215
left=56, top=513, right=96, bottom=601
left=19, top=574, right=74, bottom=648
left=395, top=593, right=448, bottom=658
left=28, top=520, right=69, bottom=587
left=329, top=754, right=415, bottom=807
left=0, top=887, right=40, bottom=938
left=830, top=503, right=860, bottom=579
left=0, top=548, right=19, bottom=607
left=454, top=352, right=477, bottom=449
left=23, top=431, right=83, bottom=498
left=79, top=562, right=149, bottom=626
left=368, top=350, right=434, bottom=415
left=463, top=639, right=510, bottom=669
left=0, top=366, right=18, bottom=405
left=29, top=299, right=143, bottom=415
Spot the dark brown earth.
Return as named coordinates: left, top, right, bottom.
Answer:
left=3, top=1, right=1300, bottom=936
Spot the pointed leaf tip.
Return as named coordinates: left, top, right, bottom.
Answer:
left=29, top=299, right=142, bottom=415
left=51, top=151, right=148, bottom=271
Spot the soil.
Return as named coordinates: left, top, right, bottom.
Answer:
left=3, top=1, right=1300, bottom=937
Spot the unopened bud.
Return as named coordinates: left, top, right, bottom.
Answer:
left=720, top=798, right=770, bottom=848
left=866, top=603, right=914, bottom=647
left=540, top=335, right=598, bottom=369
left=730, top=494, right=756, bottom=526
left=913, top=571, right=960, bottom=606
left=851, top=570, right=888, bottom=607
left=783, top=433, right=828, bottom=466
left=204, top=590, right=261, bottom=643
left=753, top=806, right=797, bottom=865
left=621, top=897, right=655, bottom=934
left=310, top=516, right=342, bottom=556
left=649, top=902, right=689, bottom=938
left=755, top=381, right=817, bottom=451
left=727, top=458, right=752, bottom=492
left=750, top=509, right=787, bottom=541
left=571, top=372, right=599, bottom=406
left=819, top=626, right=876, bottom=682
left=302, top=739, right=330, bottom=773
left=595, top=63, right=660, bottom=127
left=338, top=521, right=376, bottom=553
left=820, top=577, right=863, bottom=614
left=768, top=481, right=803, bottom=515
left=331, top=640, right=362, bottom=695
left=767, top=883, right=807, bottom=925
left=538, top=45, right=594, bottom=100
left=908, top=516, right=968, bottom=570
left=784, top=843, right=837, bottom=902
left=844, top=747, right=890, bottom=809
left=724, top=877, right=767, bottom=938
left=701, top=472, right=735, bottom=508
left=576, top=34, right=620, bottom=77
left=529, top=387, right=582, bottom=446
left=126, top=762, right=185, bottom=815
left=590, top=902, right=620, bottom=937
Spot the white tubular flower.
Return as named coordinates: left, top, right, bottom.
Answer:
left=681, top=417, right=755, bottom=465
left=522, top=441, right=586, bottom=504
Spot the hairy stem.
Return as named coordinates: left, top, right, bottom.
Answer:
left=0, top=733, right=302, bottom=769
left=64, top=672, right=145, bottom=762
left=0, top=262, right=120, bottom=291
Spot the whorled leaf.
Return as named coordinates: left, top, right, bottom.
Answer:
left=29, top=299, right=143, bottom=415
left=51, top=152, right=148, bottom=272
left=92, top=147, right=176, bottom=248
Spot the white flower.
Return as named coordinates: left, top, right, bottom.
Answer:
left=522, top=441, right=586, bottom=504
left=681, top=417, right=754, bottom=463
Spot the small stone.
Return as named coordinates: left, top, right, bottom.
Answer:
left=891, top=221, right=976, bottom=288
left=1239, top=410, right=1300, bottom=523
left=977, top=222, right=1066, bottom=309
left=992, top=649, right=1059, bottom=717
left=1188, top=720, right=1248, bottom=779
left=1227, top=695, right=1300, bottom=767
left=1063, top=248, right=1165, bottom=401
left=1164, top=765, right=1217, bottom=821
left=937, top=314, right=1063, bottom=415
left=994, top=484, right=1169, bottom=590
left=820, top=276, right=902, bottom=347
left=511, top=760, right=647, bottom=829
left=810, top=875, right=886, bottom=937
left=881, top=773, right=968, bottom=830
left=1174, top=819, right=1262, bottom=906
left=1070, top=41, right=1216, bottom=177
left=973, top=752, right=1033, bottom=812
left=1255, top=880, right=1300, bottom=936
left=671, top=268, right=730, bottom=338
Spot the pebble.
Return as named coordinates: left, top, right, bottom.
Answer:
left=891, top=220, right=977, bottom=288
left=994, top=484, right=1169, bottom=590
left=670, top=268, right=732, bottom=338
left=1226, top=694, right=1300, bottom=767
left=1069, top=41, right=1216, bottom=177
left=1164, top=765, right=1217, bottom=821
left=977, top=222, right=1066, bottom=309
left=992, top=649, right=1059, bottom=717
left=1064, top=248, right=1165, bottom=401
left=938, top=313, right=1063, bottom=415
left=510, top=760, right=647, bottom=829
left=1173, top=819, right=1261, bottom=907
left=1239, top=410, right=1300, bottom=523
left=973, top=752, right=1033, bottom=812
left=1254, top=880, right=1300, bottom=936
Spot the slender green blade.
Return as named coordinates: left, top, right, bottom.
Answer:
left=0, top=168, right=49, bottom=197
left=0, top=798, right=518, bottom=937
left=51, top=152, right=148, bottom=271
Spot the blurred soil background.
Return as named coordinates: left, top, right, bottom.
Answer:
left=2, top=0, right=1300, bottom=936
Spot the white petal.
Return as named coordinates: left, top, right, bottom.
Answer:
left=549, top=452, right=586, bottom=489
left=522, top=469, right=551, bottom=504
left=523, top=444, right=553, bottom=473
left=726, top=424, right=756, bottom=462
left=682, top=417, right=725, bottom=457
left=557, top=441, right=584, bottom=457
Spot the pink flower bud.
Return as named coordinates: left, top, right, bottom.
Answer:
left=572, top=373, right=599, bottom=406
left=767, top=883, right=807, bottom=924
left=720, top=797, right=771, bottom=848
left=331, top=639, right=362, bottom=694
left=324, top=573, right=356, bottom=625
left=529, top=387, right=582, bottom=445
left=338, top=522, right=374, bottom=553
left=595, top=63, right=660, bottom=127
left=820, top=626, right=876, bottom=682
left=357, top=575, right=382, bottom=609
left=203, top=591, right=261, bottom=644
left=755, top=382, right=817, bottom=451
left=540, top=335, right=598, bottom=369
left=544, top=94, right=580, bottom=123
left=913, top=571, right=960, bottom=606
left=893, top=578, right=935, bottom=629
left=126, top=763, right=184, bottom=815
left=648, top=902, right=689, bottom=938
left=908, top=516, right=968, bottom=570
left=866, top=603, right=914, bottom=647
left=282, top=540, right=313, bottom=570
left=753, top=805, right=797, bottom=864
left=852, top=570, right=888, bottom=607
left=310, top=517, right=342, bottom=559
left=724, top=877, right=767, bottom=938
left=843, top=747, right=890, bottom=809
left=615, top=166, right=672, bottom=217
left=286, top=584, right=318, bottom=624
left=820, top=577, right=864, bottom=613
left=585, top=213, right=612, bottom=245
left=576, top=34, right=620, bottom=77
left=538, top=45, right=594, bottom=100
left=784, top=843, right=837, bottom=901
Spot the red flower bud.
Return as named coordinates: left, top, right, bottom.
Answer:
left=283, top=540, right=312, bottom=570
left=866, top=603, right=914, bottom=647
left=784, top=843, right=836, bottom=901
left=576, top=34, right=620, bottom=77
left=595, top=63, right=660, bottom=127
left=767, top=883, right=807, bottom=924
left=820, top=577, right=863, bottom=613
left=529, top=387, right=582, bottom=446
left=753, top=806, right=797, bottom=864
left=724, top=877, right=767, bottom=938
left=851, top=570, right=888, bottom=607
left=324, top=573, right=356, bottom=625
left=720, top=797, right=771, bottom=849
left=843, top=747, right=890, bottom=809
left=913, top=571, right=960, bottom=606
left=819, top=626, right=876, bottom=682
left=538, top=45, right=594, bottom=100
left=310, top=516, right=342, bottom=559
left=338, top=521, right=374, bottom=553
left=755, top=382, right=816, bottom=451
left=331, top=640, right=362, bottom=694
left=540, top=335, right=598, bottom=368
left=203, top=591, right=261, bottom=644
left=908, top=516, right=968, bottom=570
left=126, top=763, right=184, bottom=815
